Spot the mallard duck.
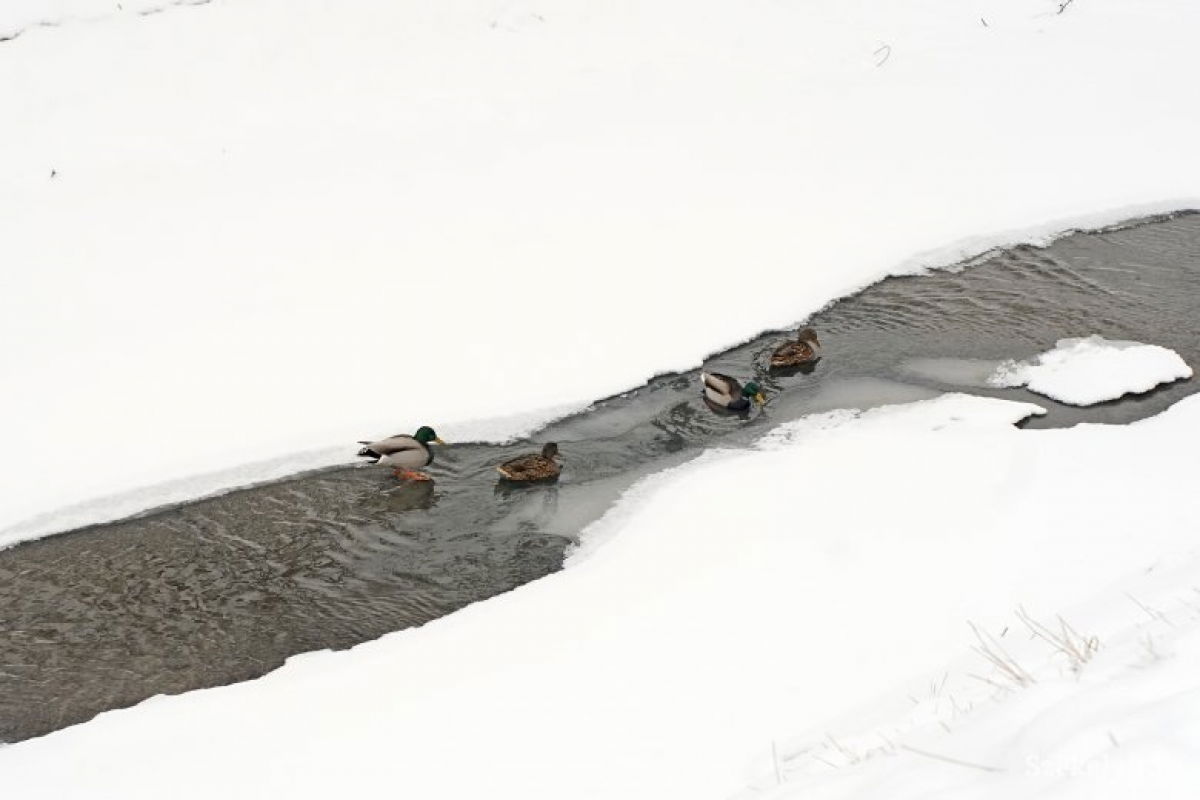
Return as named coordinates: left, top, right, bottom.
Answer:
left=496, top=442, right=561, bottom=482
left=772, top=326, right=820, bottom=367
left=770, top=327, right=821, bottom=368
left=701, top=372, right=765, bottom=410
left=356, top=425, right=444, bottom=481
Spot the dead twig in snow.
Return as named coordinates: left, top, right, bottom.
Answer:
left=825, top=733, right=861, bottom=764
left=900, top=744, right=1006, bottom=773
left=810, top=752, right=838, bottom=770
left=1127, top=593, right=1175, bottom=628
left=969, top=621, right=1036, bottom=687
left=967, top=672, right=1013, bottom=693
left=1016, top=606, right=1099, bottom=672
left=873, top=43, right=891, bottom=67
left=1057, top=0, right=1076, bottom=14
left=1140, top=632, right=1164, bottom=663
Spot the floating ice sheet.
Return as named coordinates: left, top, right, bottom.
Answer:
left=989, top=336, right=1192, bottom=406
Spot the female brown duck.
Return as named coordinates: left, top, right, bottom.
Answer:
left=497, top=443, right=562, bottom=482
left=770, top=327, right=821, bottom=368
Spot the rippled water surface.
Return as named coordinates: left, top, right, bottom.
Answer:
left=1, top=213, right=1197, bottom=742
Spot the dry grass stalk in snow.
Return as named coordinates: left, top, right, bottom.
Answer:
left=1015, top=606, right=1099, bottom=674
left=968, top=621, right=1035, bottom=689
left=1126, top=592, right=1174, bottom=628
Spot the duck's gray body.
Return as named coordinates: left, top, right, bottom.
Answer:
left=357, top=435, right=433, bottom=470
left=701, top=372, right=750, bottom=411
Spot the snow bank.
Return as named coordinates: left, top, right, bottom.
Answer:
left=0, top=1, right=202, bottom=40
left=990, top=336, right=1193, bottom=405
left=3, top=391, right=1198, bottom=798
left=740, top=552, right=1200, bottom=799
left=0, top=399, right=578, bottom=549
left=4, top=0, right=1200, bottom=539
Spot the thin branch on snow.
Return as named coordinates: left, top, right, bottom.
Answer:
left=1127, top=593, right=1175, bottom=628
left=900, top=744, right=1006, bottom=773
left=1016, top=606, right=1099, bottom=672
left=809, top=752, right=838, bottom=770
left=967, top=672, right=1013, bottom=693
left=825, top=733, right=862, bottom=764
left=1140, top=632, right=1164, bottom=663
left=969, top=621, right=1036, bottom=687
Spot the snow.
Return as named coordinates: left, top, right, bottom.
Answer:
left=3, top=0, right=1200, bottom=542
left=3, top=390, right=1199, bottom=799
left=739, top=551, right=1200, bottom=799
left=989, top=336, right=1193, bottom=406
left=0, top=1, right=203, bottom=40
left=0, top=400, right=576, bottom=549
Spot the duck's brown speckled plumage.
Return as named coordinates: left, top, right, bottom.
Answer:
left=497, top=443, right=561, bottom=482
left=770, top=327, right=821, bottom=368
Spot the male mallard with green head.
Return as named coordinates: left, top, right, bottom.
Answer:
left=701, top=372, right=765, bottom=411
left=357, top=425, right=444, bottom=481
left=496, top=442, right=561, bottom=482
left=770, top=327, right=821, bottom=368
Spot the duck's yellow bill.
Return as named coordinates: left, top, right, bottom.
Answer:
left=434, top=437, right=446, bottom=445
left=754, top=393, right=766, bottom=405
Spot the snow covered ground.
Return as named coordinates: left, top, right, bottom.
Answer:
left=3, top=0, right=1200, bottom=542
left=741, top=553, right=1200, bottom=799
left=2, top=391, right=1198, bottom=799
left=989, top=336, right=1193, bottom=406
left=5, top=2, right=1199, bottom=795
left=0, top=0, right=208, bottom=40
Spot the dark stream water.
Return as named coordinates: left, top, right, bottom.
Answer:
left=1, top=213, right=1197, bottom=742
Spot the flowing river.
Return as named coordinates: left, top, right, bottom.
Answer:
left=1, top=212, right=1197, bottom=742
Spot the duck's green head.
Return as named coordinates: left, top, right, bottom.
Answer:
left=414, top=426, right=445, bottom=445
left=741, top=381, right=766, bottom=405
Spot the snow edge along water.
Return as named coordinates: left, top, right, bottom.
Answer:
left=3, top=389, right=1199, bottom=800
left=1, top=201, right=1195, bottom=550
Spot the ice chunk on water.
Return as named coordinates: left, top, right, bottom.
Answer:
left=989, top=336, right=1192, bottom=406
